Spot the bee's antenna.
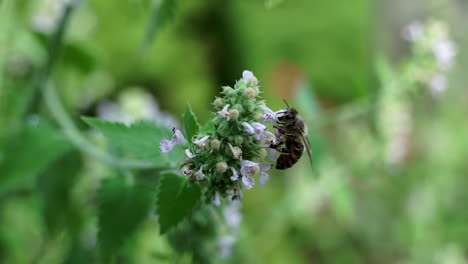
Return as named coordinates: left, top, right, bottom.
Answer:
left=283, top=99, right=290, bottom=109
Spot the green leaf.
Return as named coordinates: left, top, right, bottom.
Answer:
left=82, top=117, right=182, bottom=167
left=183, top=104, right=200, bottom=141
left=157, top=173, right=201, bottom=234
left=37, top=151, right=82, bottom=235
left=141, top=0, right=177, bottom=51
left=98, top=176, right=155, bottom=262
left=0, top=119, right=72, bottom=194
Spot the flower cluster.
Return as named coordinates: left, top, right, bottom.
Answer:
left=160, top=71, right=284, bottom=205
left=402, top=20, right=457, bottom=98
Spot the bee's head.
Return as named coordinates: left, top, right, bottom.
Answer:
left=278, top=108, right=298, bottom=122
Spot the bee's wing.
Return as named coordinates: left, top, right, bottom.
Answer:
left=300, top=133, right=313, bottom=167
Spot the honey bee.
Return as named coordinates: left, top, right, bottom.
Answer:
left=271, top=100, right=313, bottom=170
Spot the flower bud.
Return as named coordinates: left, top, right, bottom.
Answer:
left=255, top=112, right=264, bottom=122
left=251, top=165, right=260, bottom=175
left=222, top=86, right=235, bottom=96
left=216, top=162, right=228, bottom=173
left=229, top=109, right=240, bottom=120
left=234, top=136, right=244, bottom=145
left=210, top=139, right=221, bottom=150
left=244, top=88, right=257, bottom=99
left=213, top=97, right=225, bottom=108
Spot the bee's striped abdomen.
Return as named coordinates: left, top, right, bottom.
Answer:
left=275, top=139, right=304, bottom=170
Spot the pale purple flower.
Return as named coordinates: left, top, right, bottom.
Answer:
left=267, top=148, right=278, bottom=161
left=160, top=128, right=185, bottom=153
left=242, top=122, right=255, bottom=136
left=240, top=160, right=272, bottom=188
left=230, top=167, right=239, bottom=181
left=259, top=171, right=270, bottom=186
left=193, top=135, right=210, bottom=149
left=432, top=40, right=457, bottom=69
left=242, top=175, right=255, bottom=189
left=260, top=105, right=287, bottom=124
left=242, top=70, right=258, bottom=85
left=213, top=192, right=221, bottom=206
left=217, top=104, right=231, bottom=120
left=252, top=122, right=266, bottom=140
left=218, top=235, right=235, bottom=258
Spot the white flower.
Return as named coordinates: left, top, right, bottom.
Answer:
left=218, top=235, right=235, bottom=258
left=223, top=201, right=242, bottom=234
left=263, top=131, right=277, bottom=146
left=160, top=128, right=185, bottom=153
left=260, top=105, right=287, bottom=124
left=217, top=104, right=231, bottom=120
left=193, top=135, right=209, bottom=149
left=429, top=74, right=448, bottom=97
left=185, top=149, right=196, bottom=159
left=213, top=192, right=221, bottom=206
left=230, top=167, right=239, bottom=181
left=402, top=21, right=424, bottom=42
left=242, top=70, right=258, bottom=85
left=180, top=164, right=193, bottom=176
left=432, top=39, right=457, bottom=69
left=194, top=168, right=206, bottom=180
left=228, top=143, right=243, bottom=159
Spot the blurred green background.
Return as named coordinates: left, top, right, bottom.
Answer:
left=1, top=0, right=468, bottom=263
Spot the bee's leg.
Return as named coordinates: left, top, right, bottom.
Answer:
left=269, top=142, right=291, bottom=154
left=274, top=125, right=287, bottom=135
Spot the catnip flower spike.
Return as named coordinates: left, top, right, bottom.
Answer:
left=161, top=70, right=283, bottom=205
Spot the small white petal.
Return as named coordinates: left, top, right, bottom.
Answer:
left=194, top=168, right=205, bottom=180
left=193, top=135, right=210, bottom=149
left=185, top=149, right=196, bottom=159
left=181, top=164, right=193, bottom=176
left=230, top=167, right=239, bottom=181
left=213, top=192, right=221, bottom=206
left=228, top=143, right=243, bottom=159
left=218, top=235, right=235, bottom=258
left=217, top=104, right=231, bottom=120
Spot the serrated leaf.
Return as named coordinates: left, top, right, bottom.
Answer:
left=183, top=104, right=199, bottom=141
left=142, top=0, right=177, bottom=51
left=98, top=176, right=155, bottom=262
left=157, top=173, right=201, bottom=234
left=0, top=119, right=72, bottom=193
left=37, top=151, right=82, bottom=235
left=82, top=117, right=182, bottom=167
